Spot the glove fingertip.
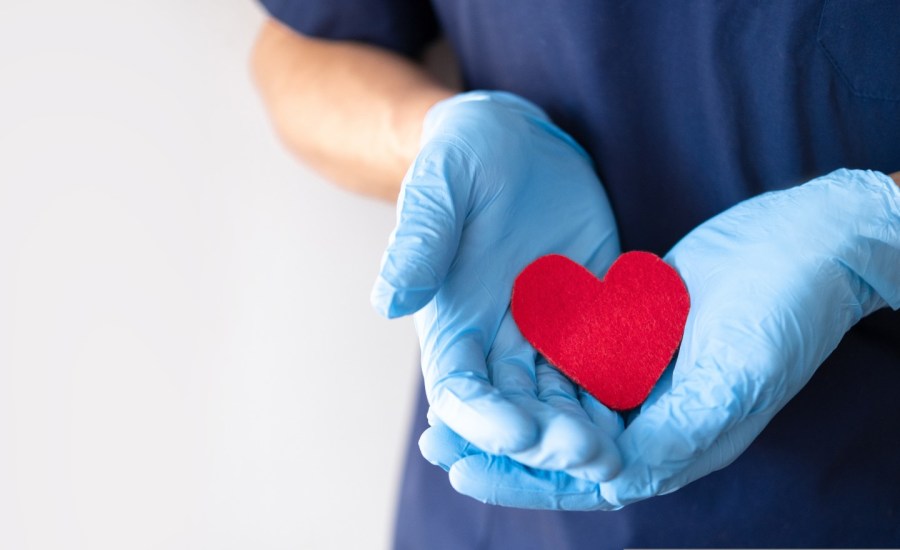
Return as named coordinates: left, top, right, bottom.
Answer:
left=450, top=455, right=611, bottom=511
left=446, top=404, right=539, bottom=456
left=370, top=274, right=435, bottom=318
left=430, top=379, right=541, bottom=455
left=418, top=425, right=474, bottom=472
left=568, top=452, right=622, bottom=483
left=447, top=456, right=499, bottom=505
left=599, top=476, right=641, bottom=509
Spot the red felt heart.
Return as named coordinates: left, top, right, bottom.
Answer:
left=511, top=251, right=690, bottom=410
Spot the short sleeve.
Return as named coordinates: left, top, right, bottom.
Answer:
left=258, top=0, right=440, bottom=58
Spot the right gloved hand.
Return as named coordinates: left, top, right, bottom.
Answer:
left=371, top=91, right=623, bottom=478
left=415, top=168, right=900, bottom=510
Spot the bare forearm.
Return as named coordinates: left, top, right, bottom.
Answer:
left=250, top=18, right=455, bottom=201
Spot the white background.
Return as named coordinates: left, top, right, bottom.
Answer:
left=0, top=1, right=421, bottom=548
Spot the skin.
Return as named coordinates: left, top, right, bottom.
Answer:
left=250, top=18, right=454, bottom=201
left=251, top=18, right=899, bottom=197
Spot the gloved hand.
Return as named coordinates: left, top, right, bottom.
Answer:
left=420, top=169, right=900, bottom=510
left=372, top=91, right=623, bottom=478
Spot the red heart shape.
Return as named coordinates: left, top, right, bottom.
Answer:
left=511, top=251, right=690, bottom=410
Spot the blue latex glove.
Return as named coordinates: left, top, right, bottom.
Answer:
left=421, top=169, right=900, bottom=509
left=372, top=91, right=623, bottom=478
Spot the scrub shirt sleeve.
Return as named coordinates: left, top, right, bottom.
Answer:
left=257, top=0, right=440, bottom=58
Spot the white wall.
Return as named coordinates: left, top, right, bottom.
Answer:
left=0, top=2, right=420, bottom=548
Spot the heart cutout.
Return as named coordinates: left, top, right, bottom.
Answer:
left=511, top=251, right=690, bottom=410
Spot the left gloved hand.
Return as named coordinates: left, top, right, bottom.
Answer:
left=420, top=168, right=900, bottom=510
left=372, top=91, right=624, bottom=481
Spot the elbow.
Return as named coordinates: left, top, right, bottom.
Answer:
left=249, top=20, right=320, bottom=166
left=249, top=18, right=290, bottom=100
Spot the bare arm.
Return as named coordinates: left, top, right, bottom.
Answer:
left=250, top=18, right=455, bottom=201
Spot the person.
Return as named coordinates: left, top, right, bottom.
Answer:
left=250, top=2, right=900, bottom=548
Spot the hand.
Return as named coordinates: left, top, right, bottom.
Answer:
left=601, top=168, right=900, bottom=507
left=372, top=91, right=623, bottom=478
left=423, top=169, right=900, bottom=509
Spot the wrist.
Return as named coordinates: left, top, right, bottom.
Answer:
left=827, top=169, right=900, bottom=311
left=387, top=87, right=454, bottom=180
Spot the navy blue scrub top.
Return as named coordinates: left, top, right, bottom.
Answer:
left=259, top=1, right=900, bottom=547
